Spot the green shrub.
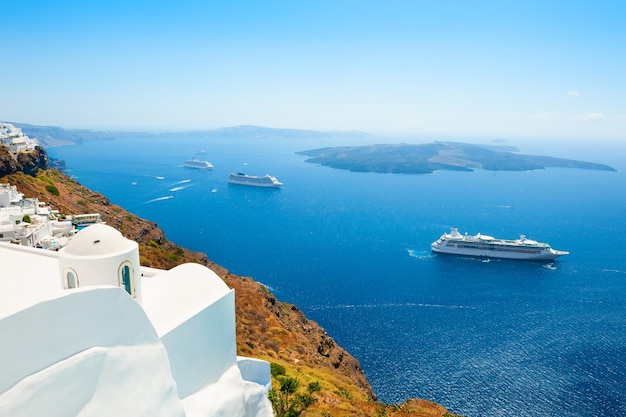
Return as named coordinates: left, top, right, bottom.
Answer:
left=268, top=375, right=319, bottom=417
left=307, top=381, right=321, bottom=395
left=270, top=362, right=286, bottom=378
left=45, top=184, right=60, bottom=196
left=335, top=389, right=352, bottom=400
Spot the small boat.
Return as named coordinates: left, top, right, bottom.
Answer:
left=184, top=158, right=213, bottom=170
left=227, top=172, right=282, bottom=188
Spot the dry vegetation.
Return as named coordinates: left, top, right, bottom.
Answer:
left=2, top=169, right=462, bottom=417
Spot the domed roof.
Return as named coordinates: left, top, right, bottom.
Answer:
left=62, top=223, right=137, bottom=257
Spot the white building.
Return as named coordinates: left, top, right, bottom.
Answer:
left=0, top=183, right=72, bottom=248
left=0, top=223, right=273, bottom=417
left=0, top=122, right=38, bottom=153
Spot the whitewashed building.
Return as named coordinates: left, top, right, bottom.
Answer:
left=0, top=122, right=38, bottom=153
left=0, top=223, right=273, bottom=417
left=0, top=183, right=72, bottom=248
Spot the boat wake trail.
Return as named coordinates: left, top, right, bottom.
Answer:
left=169, top=180, right=195, bottom=192
left=142, top=196, right=174, bottom=204
left=309, top=302, right=474, bottom=311
left=601, top=268, right=626, bottom=275
left=169, top=186, right=189, bottom=192
left=407, top=249, right=435, bottom=260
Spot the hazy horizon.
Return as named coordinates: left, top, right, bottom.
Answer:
left=2, top=1, right=625, bottom=141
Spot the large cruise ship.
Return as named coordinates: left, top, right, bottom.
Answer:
left=227, top=173, right=282, bottom=188
left=184, top=158, right=213, bottom=170
left=431, top=228, right=569, bottom=260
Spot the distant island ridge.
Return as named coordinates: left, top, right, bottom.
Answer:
left=11, top=122, right=372, bottom=147
left=12, top=122, right=616, bottom=173
left=297, top=142, right=617, bottom=174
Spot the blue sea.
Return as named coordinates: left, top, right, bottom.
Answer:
left=48, top=134, right=626, bottom=417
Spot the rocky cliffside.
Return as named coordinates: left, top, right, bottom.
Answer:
left=1, top=157, right=461, bottom=416
left=0, top=146, right=48, bottom=177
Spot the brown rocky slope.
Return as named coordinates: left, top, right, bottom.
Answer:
left=2, top=160, right=461, bottom=416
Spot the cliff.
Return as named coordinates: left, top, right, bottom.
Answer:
left=1, top=157, right=461, bottom=416
left=10, top=122, right=124, bottom=147
left=0, top=145, right=48, bottom=177
left=13, top=123, right=372, bottom=148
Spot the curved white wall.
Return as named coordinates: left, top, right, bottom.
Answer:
left=237, top=357, right=274, bottom=417
left=0, top=287, right=183, bottom=417
left=161, top=290, right=237, bottom=398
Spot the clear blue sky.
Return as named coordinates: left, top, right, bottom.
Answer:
left=1, top=0, right=625, bottom=140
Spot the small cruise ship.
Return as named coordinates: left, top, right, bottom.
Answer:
left=227, top=173, right=282, bottom=188
left=431, top=228, right=569, bottom=260
left=184, top=158, right=213, bottom=170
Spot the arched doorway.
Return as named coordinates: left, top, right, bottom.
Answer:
left=64, top=268, right=79, bottom=289
left=118, top=261, right=135, bottom=297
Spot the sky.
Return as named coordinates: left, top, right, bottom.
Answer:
left=1, top=0, right=625, bottom=140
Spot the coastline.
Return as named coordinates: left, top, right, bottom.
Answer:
left=1, top=166, right=459, bottom=417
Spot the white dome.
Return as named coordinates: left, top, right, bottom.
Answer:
left=63, top=223, right=136, bottom=257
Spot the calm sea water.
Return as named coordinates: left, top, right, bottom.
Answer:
left=48, top=135, right=626, bottom=417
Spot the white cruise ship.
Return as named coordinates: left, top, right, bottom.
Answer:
left=184, top=158, right=213, bottom=170
left=431, top=228, right=568, bottom=260
left=227, top=173, right=282, bottom=188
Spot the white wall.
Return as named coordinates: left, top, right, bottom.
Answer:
left=237, top=357, right=274, bottom=417
left=58, top=242, right=142, bottom=302
left=0, top=286, right=184, bottom=417
left=0, top=345, right=184, bottom=417
left=161, top=290, right=237, bottom=398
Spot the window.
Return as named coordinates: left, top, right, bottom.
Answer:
left=118, top=261, right=135, bottom=297
left=65, top=269, right=79, bottom=289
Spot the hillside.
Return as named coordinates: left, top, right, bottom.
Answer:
left=13, top=123, right=372, bottom=148
left=10, top=122, right=144, bottom=147
left=1, top=165, right=461, bottom=417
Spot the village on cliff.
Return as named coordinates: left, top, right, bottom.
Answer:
left=0, top=121, right=274, bottom=417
